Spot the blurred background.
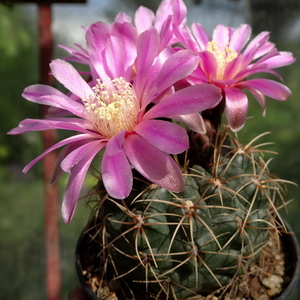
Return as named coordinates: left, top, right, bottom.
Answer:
left=0, top=0, right=300, bottom=299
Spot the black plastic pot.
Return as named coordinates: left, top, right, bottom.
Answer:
left=76, top=220, right=300, bottom=300
left=276, top=221, right=300, bottom=300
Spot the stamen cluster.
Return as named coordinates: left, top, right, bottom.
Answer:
left=206, top=41, right=238, bottom=80
left=84, top=77, right=139, bottom=138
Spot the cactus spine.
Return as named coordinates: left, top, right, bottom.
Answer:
left=81, top=128, right=290, bottom=300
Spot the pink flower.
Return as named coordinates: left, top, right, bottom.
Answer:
left=59, top=0, right=187, bottom=65
left=58, top=20, right=138, bottom=78
left=115, top=0, right=186, bottom=51
left=8, top=27, right=221, bottom=223
left=176, top=22, right=296, bottom=131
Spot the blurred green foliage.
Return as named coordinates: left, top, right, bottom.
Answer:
left=0, top=4, right=41, bottom=164
left=0, top=164, right=92, bottom=299
left=0, top=4, right=90, bottom=299
left=241, top=41, right=300, bottom=239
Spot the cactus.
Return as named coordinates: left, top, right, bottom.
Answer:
left=80, top=128, right=290, bottom=300
left=7, top=1, right=295, bottom=299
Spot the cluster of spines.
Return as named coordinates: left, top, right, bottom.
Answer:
left=83, top=131, right=290, bottom=300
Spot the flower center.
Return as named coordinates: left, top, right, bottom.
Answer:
left=206, top=41, right=238, bottom=80
left=83, top=77, right=139, bottom=138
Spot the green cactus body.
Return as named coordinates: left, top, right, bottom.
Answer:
left=89, top=131, right=286, bottom=300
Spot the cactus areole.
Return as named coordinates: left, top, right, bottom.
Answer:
left=76, top=129, right=299, bottom=300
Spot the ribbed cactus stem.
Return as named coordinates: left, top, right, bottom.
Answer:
left=84, top=129, right=291, bottom=300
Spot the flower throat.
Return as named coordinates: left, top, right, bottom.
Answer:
left=206, top=41, right=238, bottom=80
left=83, top=77, right=139, bottom=138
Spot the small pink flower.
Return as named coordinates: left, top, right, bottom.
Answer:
left=115, top=0, right=187, bottom=51
left=176, top=22, right=296, bottom=131
left=8, top=27, right=221, bottom=223
left=59, top=0, right=187, bottom=64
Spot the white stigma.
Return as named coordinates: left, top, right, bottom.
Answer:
left=83, top=77, right=139, bottom=138
left=206, top=41, right=238, bottom=80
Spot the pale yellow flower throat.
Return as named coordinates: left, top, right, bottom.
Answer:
left=206, top=41, right=238, bottom=80
left=83, top=77, right=139, bottom=138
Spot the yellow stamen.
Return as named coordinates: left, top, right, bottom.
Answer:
left=83, top=77, right=139, bottom=138
left=206, top=40, right=238, bottom=80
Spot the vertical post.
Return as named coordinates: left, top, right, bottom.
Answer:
left=38, top=3, right=61, bottom=300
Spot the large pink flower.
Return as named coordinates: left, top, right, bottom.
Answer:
left=8, top=27, right=221, bottom=223
left=175, top=22, right=296, bottom=131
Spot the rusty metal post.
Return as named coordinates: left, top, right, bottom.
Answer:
left=38, top=4, right=61, bottom=300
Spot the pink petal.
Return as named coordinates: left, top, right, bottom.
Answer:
left=224, top=87, right=248, bottom=132
left=189, top=66, right=210, bottom=83
left=51, top=140, right=94, bottom=185
left=143, top=84, right=221, bottom=120
left=123, top=134, right=184, bottom=192
left=40, top=95, right=86, bottom=117
left=155, top=0, right=172, bottom=31
left=235, top=66, right=282, bottom=82
left=22, top=134, right=97, bottom=173
left=253, top=42, right=275, bottom=60
left=242, top=31, right=270, bottom=63
left=109, top=22, right=138, bottom=80
left=191, top=23, right=210, bottom=50
left=22, top=84, right=63, bottom=101
left=103, top=35, right=127, bottom=79
left=101, top=133, right=132, bottom=199
left=236, top=79, right=291, bottom=101
left=46, top=106, right=72, bottom=118
left=86, top=22, right=111, bottom=80
left=224, top=54, right=243, bottom=80
left=171, top=113, right=207, bottom=134
left=61, top=140, right=105, bottom=173
left=155, top=49, right=199, bottom=94
left=251, top=48, right=280, bottom=66
left=171, top=0, right=187, bottom=26
left=199, top=50, right=218, bottom=79
left=246, top=87, right=266, bottom=116
left=134, top=28, right=160, bottom=100
left=229, top=24, right=251, bottom=52
left=158, top=15, right=173, bottom=52
left=50, top=59, right=93, bottom=99
left=174, top=24, right=198, bottom=52
left=212, top=24, right=230, bottom=46
left=137, top=47, right=175, bottom=107
left=111, top=22, right=138, bottom=50
left=105, top=130, right=126, bottom=156
left=258, top=51, right=296, bottom=69
left=8, top=118, right=94, bottom=135
left=213, top=78, right=238, bottom=86
left=134, top=6, right=155, bottom=33
left=58, top=44, right=89, bottom=64
left=22, top=85, right=85, bottom=118
left=115, top=12, right=132, bottom=23
left=62, top=143, right=101, bottom=223
left=133, top=119, right=188, bottom=154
